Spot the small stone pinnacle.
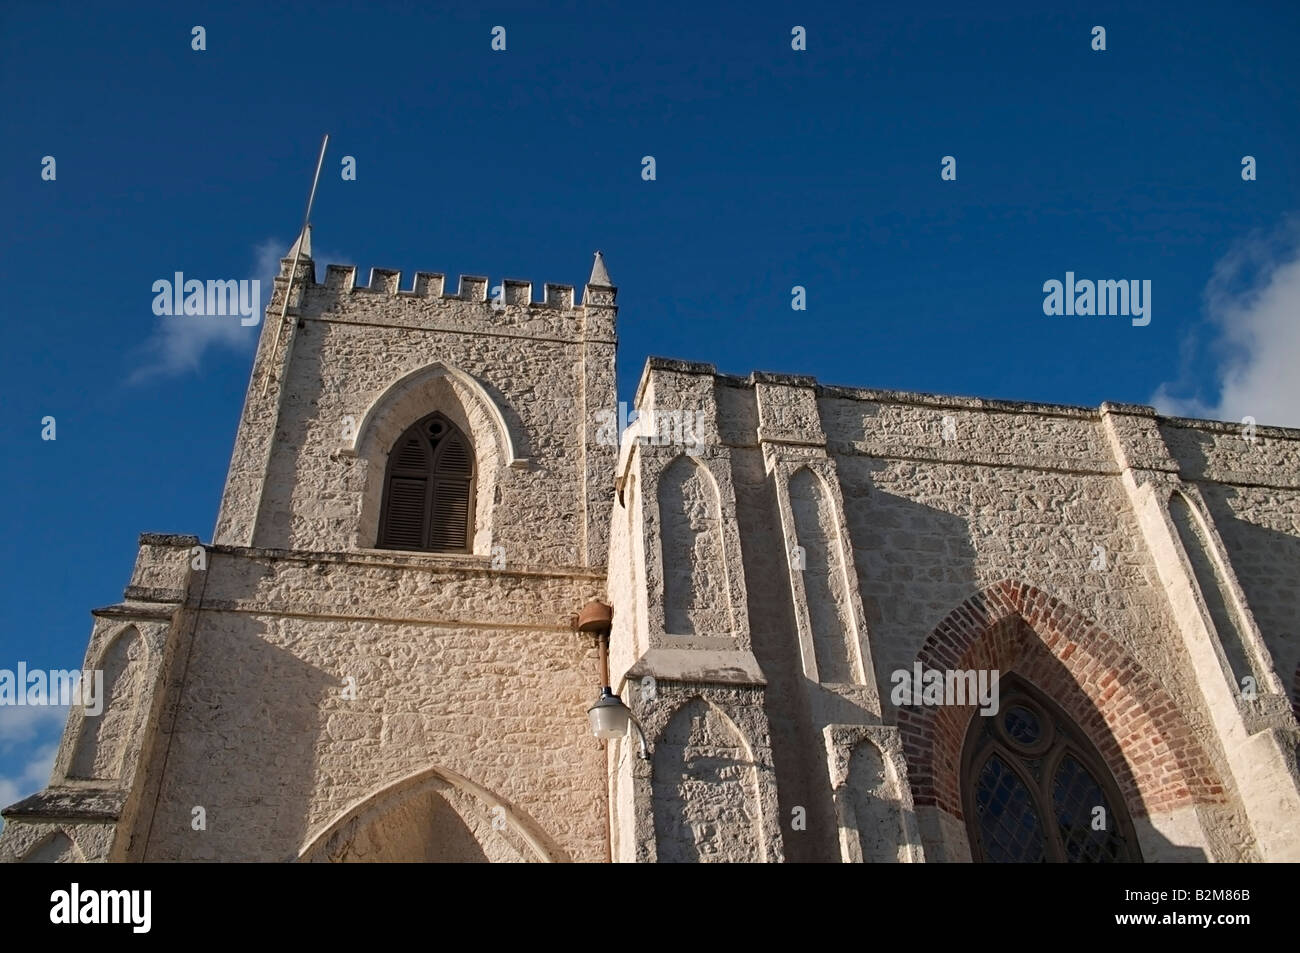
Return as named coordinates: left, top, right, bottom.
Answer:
left=589, top=250, right=612, bottom=286
left=287, top=225, right=313, bottom=260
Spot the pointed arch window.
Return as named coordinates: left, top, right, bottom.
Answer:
left=961, top=675, right=1141, bottom=863
left=378, top=413, right=475, bottom=553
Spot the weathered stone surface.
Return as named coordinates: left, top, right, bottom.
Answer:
left=610, top=361, right=1300, bottom=863
left=4, top=244, right=1298, bottom=864
left=1, top=788, right=125, bottom=822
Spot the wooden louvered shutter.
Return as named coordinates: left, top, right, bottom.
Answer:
left=429, top=433, right=473, bottom=551
left=379, top=431, right=432, bottom=549
left=378, top=414, right=475, bottom=553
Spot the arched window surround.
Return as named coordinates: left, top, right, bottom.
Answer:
left=350, top=361, right=526, bottom=556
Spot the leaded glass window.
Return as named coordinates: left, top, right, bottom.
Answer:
left=961, top=675, right=1142, bottom=863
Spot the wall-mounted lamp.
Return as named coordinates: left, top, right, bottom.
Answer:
left=577, top=600, right=649, bottom=759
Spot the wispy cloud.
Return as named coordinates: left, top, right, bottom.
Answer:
left=1153, top=218, right=1300, bottom=428
left=127, top=237, right=347, bottom=383
left=0, top=742, right=59, bottom=810
left=251, top=237, right=291, bottom=290
left=0, top=706, right=67, bottom=830
left=0, top=703, right=68, bottom=750
left=128, top=248, right=263, bottom=384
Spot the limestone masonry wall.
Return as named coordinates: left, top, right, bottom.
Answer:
left=4, top=240, right=1297, bottom=864
left=609, top=360, right=1299, bottom=862
left=141, top=549, right=609, bottom=861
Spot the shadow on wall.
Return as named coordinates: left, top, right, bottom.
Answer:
left=299, top=775, right=491, bottom=863
left=1200, top=485, right=1300, bottom=714
left=837, top=458, right=981, bottom=730
left=842, top=738, right=914, bottom=863
left=296, top=762, right=568, bottom=863
left=651, top=697, right=763, bottom=863
left=143, top=611, right=334, bottom=860
left=318, top=787, right=489, bottom=862
left=254, top=324, right=328, bottom=550
left=830, top=449, right=1221, bottom=862
left=1130, top=824, right=1211, bottom=861
left=728, top=446, right=831, bottom=861
left=726, top=442, right=981, bottom=862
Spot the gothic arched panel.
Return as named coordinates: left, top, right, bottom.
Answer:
left=68, top=626, right=145, bottom=782
left=658, top=457, right=729, bottom=637
left=846, top=738, right=906, bottom=862
left=1168, top=490, right=1256, bottom=689
left=652, top=698, right=761, bottom=862
left=20, top=830, right=84, bottom=863
left=789, top=467, right=855, bottom=683
left=298, top=764, right=565, bottom=863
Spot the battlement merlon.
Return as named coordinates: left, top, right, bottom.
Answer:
left=270, top=240, right=615, bottom=319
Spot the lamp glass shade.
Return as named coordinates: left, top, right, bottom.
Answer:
left=587, top=693, right=630, bottom=739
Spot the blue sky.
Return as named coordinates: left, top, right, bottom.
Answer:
left=2, top=1, right=1298, bottom=819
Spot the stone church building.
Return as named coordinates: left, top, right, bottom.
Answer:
left=3, top=233, right=1298, bottom=862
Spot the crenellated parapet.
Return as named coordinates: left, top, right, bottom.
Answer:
left=314, top=265, right=585, bottom=311
left=265, top=244, right=614, bottom=344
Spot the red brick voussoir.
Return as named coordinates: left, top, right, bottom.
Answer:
left=899, top=579, right=1227, bottom=821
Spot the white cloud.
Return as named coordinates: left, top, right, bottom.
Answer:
left=129, top=266, right=260, bottom=384
left=252, top=237, right=288, bottom=289
left=0, top=704, right=68, bottom=750
left=128, top=237, right=347, bottom=383
left=0, top=742, right=59, bottom=810
left=1153, top=218, right=1300, bottom=428
left=0, top=706, right=66, bottom=831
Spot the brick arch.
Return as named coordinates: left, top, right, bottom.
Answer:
left=898, top=580, right=1226, bottom=823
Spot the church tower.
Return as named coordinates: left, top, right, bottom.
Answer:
left=218, top=229, right=619, bottom=568
left=0, top=236, right=622, bottom=862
